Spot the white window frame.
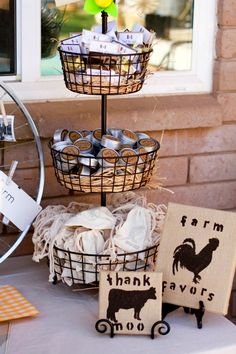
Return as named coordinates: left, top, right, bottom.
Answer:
left=3, top=0, right=217, bottom=101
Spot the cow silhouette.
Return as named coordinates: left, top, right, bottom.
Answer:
left=106, top=287, right=156, bottom=322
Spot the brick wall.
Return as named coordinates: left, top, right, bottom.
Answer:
left=216, top=0, right=236, bottom=324
left=5, top=0, right=236, bottom=321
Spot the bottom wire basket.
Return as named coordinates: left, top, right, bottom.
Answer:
left=52, top=244, right=159, bottom=286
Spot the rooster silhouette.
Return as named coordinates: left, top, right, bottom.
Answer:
left=172, top=238, right=219, bottom=284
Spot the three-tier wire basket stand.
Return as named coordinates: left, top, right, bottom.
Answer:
left=50, top=11, right=160, bottom=288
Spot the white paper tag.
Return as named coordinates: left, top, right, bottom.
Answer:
left=118, top=43, right=137, bottom=55
left=89, top=41, right=120, bottom=54
left=132, top=24, right=155, bottom=45
left=0, top=115, right=16, bottom=142
left=60, top=44, right=81, bottom=54
left=106, top=30, right=117, bottom=42
left=0, top=171, right=42, bottom=231
left=86, top=68, right=116, bottom=76
left=117, top=32, right=144, bottom=46
left=82, top=30, right=112, bottom=44
left=62, top=35, right=81, bottom=45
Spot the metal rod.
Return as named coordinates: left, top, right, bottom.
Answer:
left=101, top=11, right=108, bottom=34
left=101, top=95, right=107, bottom=136
left=101, top=11, right=108, bottom=207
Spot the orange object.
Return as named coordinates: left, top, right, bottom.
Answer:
left=0, top=285, right=39, bottom=322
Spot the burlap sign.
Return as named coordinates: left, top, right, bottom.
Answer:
left=157, top=203, right=236, bottom=314
left=99, top=271, right=162, bottom=335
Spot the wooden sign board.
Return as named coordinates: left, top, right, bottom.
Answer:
left=99, top=271, right=162, bottom=335
left=157, top=203, right=236, bottom=314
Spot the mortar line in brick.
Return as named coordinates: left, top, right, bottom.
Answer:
left=218, top=25, right=236, bottom=30
left=215, top=58, right=236, bottom=63
left=163, top=179, right=236, bottom=189
left=160, top=151, right=236, bottom=159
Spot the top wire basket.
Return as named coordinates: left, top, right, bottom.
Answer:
left=58, top=40, right=152, bottom=95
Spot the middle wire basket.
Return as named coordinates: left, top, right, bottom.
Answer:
left=49, top=138, right=159, bottom=193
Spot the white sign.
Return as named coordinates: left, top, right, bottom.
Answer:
left=0, top=171, right=42, bottom=231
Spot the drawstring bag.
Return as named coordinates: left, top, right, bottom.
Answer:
left=75, top=230, right=105, bottom=284
left=65, top=207, right=116, bottom=230
left=113, top=205, right=153, bottom=257
left=60, top=229, right=106, bottom=285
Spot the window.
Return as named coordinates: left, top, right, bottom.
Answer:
left=0, top=0, right=16, bottom=75
left=2, top=0, right=217, bottom=100
left=41, top=0, right=194, bottom=76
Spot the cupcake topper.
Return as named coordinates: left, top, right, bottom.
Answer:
left=84, top=0, right=118, bottom=17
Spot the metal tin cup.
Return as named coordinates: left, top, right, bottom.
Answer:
left=138, top=138, right=160, bottom=152
left=57, top=145, right=80, bottom=174
left=60, top=145, right=80, bottom=161
left=91, top=128, right=102, bottom=147
left=120, top=148, right=139, bottom=166
left=64, top=130, right=83, bottom=143
left=77, top=164, right=91, bottom=176
left=101, top=134, right=121, bottom=150
left=136, top=147, right=149, bottom=170
left=108, top=128, right=121, bottom=138
left=52, top=141, right=69, bottom=152
left=79, top=154, right=98, bottom=169
left=74, top=138, right=94, bottom=154
left=53, top=128, right=68, bottom=143
left=119, top=144, right=132, bottom=150
left=97, top=148, right=120, bottom=167
left=80, top=129, right=91, bottom=138
left=135, top=132, right=150, bottom=140
left=119, top=129, right=138, bottom=146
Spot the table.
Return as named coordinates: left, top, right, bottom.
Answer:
left=0, top=256, right=236, bottom=354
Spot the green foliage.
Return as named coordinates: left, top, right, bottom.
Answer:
left=41, top=4, right=95, bottom=58
left=41, top=5, right=65, bottom=58
left=60, top=12, right=95, bottom=37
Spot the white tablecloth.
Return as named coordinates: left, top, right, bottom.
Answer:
left=0, top=256, right=236, bottom=354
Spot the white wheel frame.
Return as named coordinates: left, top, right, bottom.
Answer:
left=0, top=81, right=45, bottom=263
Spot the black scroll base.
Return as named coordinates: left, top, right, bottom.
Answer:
left=95, top=319, right=170, bottom=339
left=95, top=319, right=114, bottom=338
left=162, top=301, right=205, bottom=329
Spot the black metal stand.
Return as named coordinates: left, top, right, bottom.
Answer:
left=95, top=318, right=170, bottom=339
left=150, top=320, right=170, bottom=339
left=162, top=301, right=205, bottom=329
left=101, top=11, right=108, bottom=207
left=95, top=319, right=114, bottom=338
left=94, top=10, right=170, bottom=341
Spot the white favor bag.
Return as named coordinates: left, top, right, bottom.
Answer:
left=65, top=207, right=116, bottom=230
left=75, top=230, right=105, bottom=284
left=113, top=205, right=153, bottom=255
